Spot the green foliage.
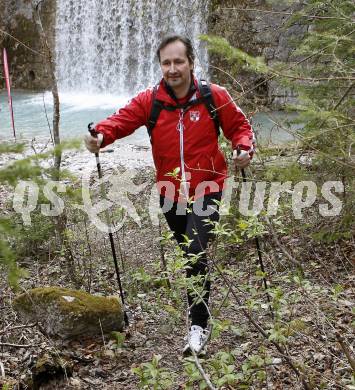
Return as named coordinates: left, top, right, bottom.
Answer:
left=132, top=354, right=176, bottom=389
left=0, top=140, right=82, bottom=286
left=183, top=350, right=271, bottom=388
left=110, top=331, right=126, bottom=348
left=0, top=145, right=35, bottom=286
left=282, top=1, right=353, bottom=184
left=200, top=35, right=269, bottom=74
left=0, top=157, right=43, bottom=185
left=132, top=266, right=153, bottom=286
left=237, top=216, right=267, bottom=240
left=0, top=222, right=28, bottom=287
left=0, top=143, right=25, bottom=154
left=12, top=208, right=56, bottom=259
left=264, top=162, right=308, bottom=183
left=311, top=228, right=351, bottom=243
left=210, top=318, right=243, bottom=339
left=164, top=166, right=180, bottom=179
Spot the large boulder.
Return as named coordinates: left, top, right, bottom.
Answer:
left=13, top=287, right=124, bottom=339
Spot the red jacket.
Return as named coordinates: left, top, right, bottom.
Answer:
left=95, top=78, right=254, bottom=201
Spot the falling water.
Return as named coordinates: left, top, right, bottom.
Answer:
left=55, top=0, right=210, bottom=95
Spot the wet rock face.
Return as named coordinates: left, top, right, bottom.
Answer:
left=208, top=0, right=308, bottom=108
left=13, top=287, right=124, bottom=339
left=0, top=0, right=56, bottom=90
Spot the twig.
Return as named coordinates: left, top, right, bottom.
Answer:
left=191, top=352, right=217, bottom=390
left=214, top=284, right=232, bottom=316
left=270, top=72, right=355, bottom=82
left=333, top=82, right=354, bottom=110
left=83, top=217, right=93, bottom=293
left=42, top=92, right=54, bottom=145
left=265, top=215, right=305, bottom=273
left=98, top=318, right=106, bottom=349
left=239, top=163, right=305, bottom=273
left=0, top=361, right=4, bottom=378
left=336, top=332, right=355, bottom=372
left=0, top=342, right=39, bottom=348
left=158, top=219, right=171, bottom=289
left=0, top=323, right=37, bottom=335
left=221, top=7, right=350, bottom=21
left=209, top=64, right=245, bottom=93
left=0, top=29, right=44, bottom=56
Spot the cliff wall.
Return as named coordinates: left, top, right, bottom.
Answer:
left=0, top=0, right=56, bottom=90
left=208, top=0, right=307, bottom=107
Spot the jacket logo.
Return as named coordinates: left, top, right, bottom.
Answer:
left=189, top=111, right=200, bottom=122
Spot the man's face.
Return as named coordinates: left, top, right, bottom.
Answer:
left=159, top=40, right=193, bottom=92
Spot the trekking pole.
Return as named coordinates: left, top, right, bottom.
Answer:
left=236, top=147, right=274, bottom=319
left=88, top=123, right=129, bottom=327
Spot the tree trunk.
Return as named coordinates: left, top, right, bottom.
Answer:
left=33, top=0, right=65, bottom=248
left=33, top=0, right=61, bottom=180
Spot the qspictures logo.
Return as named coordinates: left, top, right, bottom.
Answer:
left=11, top=164, right=344, bottom=233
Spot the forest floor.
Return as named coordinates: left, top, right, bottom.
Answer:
left=0, top=141, right=354, bottom=390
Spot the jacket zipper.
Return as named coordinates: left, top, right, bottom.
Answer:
left=177, top=108, right=188, bottom=200
left=176, top=92, right=197, bottom=201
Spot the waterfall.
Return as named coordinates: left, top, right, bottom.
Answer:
left=55, top=0, right=209, bottom=95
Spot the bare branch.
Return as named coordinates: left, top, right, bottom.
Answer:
left=0, top=28, right=44, bottom=56
left=0, top=342, right=40, bottom=348
left=270, top=72, right=355, bottom=82
left=336, top=332, right=355, bottom=372
left=0, top=361, right=4, bottom=378
left=221, top=7, right=351, bottom=21
left=333, top=82, right=355, bottom=110
left=209, top=64, right=245, bottom=93
left=0, top=323, right=37, bottom=335
left=190, top=352, right=217, bottom=390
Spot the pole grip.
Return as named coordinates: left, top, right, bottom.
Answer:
left=236, top=146, right=247, bottom=181
left=88, top=122, right=98, bottom=138
left=88, top=122, right=100, bottom=159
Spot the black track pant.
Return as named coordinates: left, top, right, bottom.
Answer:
left=160, top=192, right=222, bottom=328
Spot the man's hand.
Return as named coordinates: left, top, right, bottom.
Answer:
left=233, top=149, right=251, bottom=169
left=84, top=132, right=104, bottom=153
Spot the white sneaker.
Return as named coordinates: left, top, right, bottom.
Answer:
left=183, top=325, right=210, bottom=356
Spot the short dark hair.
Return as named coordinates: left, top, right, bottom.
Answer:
left=156, top=35, right=195, bottom=65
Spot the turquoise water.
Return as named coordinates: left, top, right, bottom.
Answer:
left=0, top=91, right=298, bottom=145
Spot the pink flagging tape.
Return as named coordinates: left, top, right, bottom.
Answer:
left=3, top=48, right=16, bottom=139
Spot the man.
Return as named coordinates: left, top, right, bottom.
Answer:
left=85, top=35, right=253, bottom=355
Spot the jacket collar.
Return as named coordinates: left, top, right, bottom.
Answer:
left=155, top=76, right=198, bottom=104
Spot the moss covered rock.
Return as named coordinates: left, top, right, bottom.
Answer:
left=13, top=287, right=123, bottom=339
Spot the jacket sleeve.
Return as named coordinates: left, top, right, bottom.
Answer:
left=95, top=89, right=152, bottom=148
left=212, top=84, right=255, bottom=152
